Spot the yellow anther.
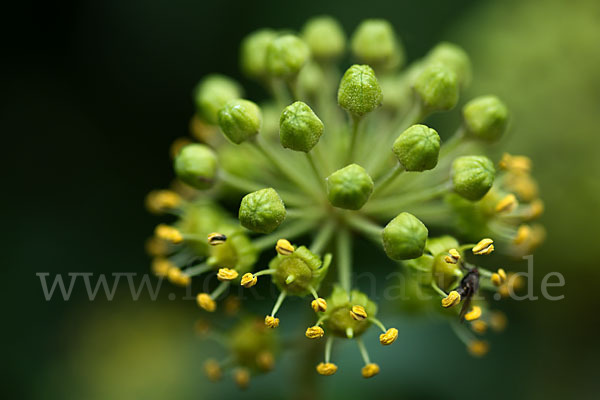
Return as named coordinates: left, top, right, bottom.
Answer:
left=167, top=267, right=190, bottom=286
left=505, top=172, right=538, bottom=201
left=498, top=268, right=507, bottom=281
left=146, top=190, right=182, bottom=214
left=361, top=363, right=380, bottom=378
left=316, top=362, right=338, bottom=376
left=151, top=257, right=173, bottom=277
left=495, top=193, right=518, bottom=213
left=234, top=368, right=250, bottom=390
left=499, top=273, right=525, bottom=298
left=441, top=291, right=461, bottom=308
left=169, top=137, right=191, bottom=159
left=514, top=224, right=531, bottom=245
left=491, top=268, right=507, bottom=286
left=471, top=320, right=488, bottom=334
left=350, top=305, right=368, bottom=321
left=379, top=328, right=398, bottom=345
left=527, top=199, right=544, bottom=219
left=464, top=306, right=482, bottom=321
left=311, top=298, right=327, bottom=313
left=444, top=248, right=461, bottom=264
left=256, top=351, right=275, bottom=371
left=490, top=311, right=508, bottom=332
left=197, top=293, right=216, bottom=312
left=207, top=232, right=227, bottom=246
left=275, top=239, right=294, bottom=255
left=240, top=273, right=257, bottom=288
left=145, top=236, right=169, bottom=257
left=499, top=153, right=531, bottom=173
left=467, top=340, right=490, bottom=357
left=305, top=325, right=325, bottom=339
left=204, top=359, right=222, bottom=381
left=217, top=268, right=239, bottom=282
left=265, top=315, right=279, bottom=328
left=155, top=224, right=184, bottom=244
left=472, top=238, right=494, bottom=255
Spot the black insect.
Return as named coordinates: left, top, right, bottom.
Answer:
left=455, top=268, right=480, bottom=322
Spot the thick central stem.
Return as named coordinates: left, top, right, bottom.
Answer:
left=336, top=228, right=352, bottom=294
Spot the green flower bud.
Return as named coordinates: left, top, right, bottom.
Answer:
left=302, top=16, right=346, bottom=60
left=173, top=144, right=218, bottom=190
left=426, top=42, right=472, bottom=88
left=382, top=212, right=428, bottom=260
left=297, top=61, right=325, bottom=96
left=218, top=99, right=261, bottom=144
left=279, top=101, right=324, bottom=152
left=351, top=19, right=403, bottom=70
left=451, top=155, right=496, bottom=201
left=462, top=95, right=509, bottom=142
left=238, top=188, right=286, bottom=233
left=393, top=124, right=441, bottom=171
left=193, top=75, right=243, bottom=124
left=240, top=29, right=277, bottom=79
left=326, top=164, right=374, bottom=210
left=413, top=63, right=459, bottom=112
left=266, top=34, right=310, bottom=79
left=337, top=65, right=383, bottom=118
left=270, top=247, right=331, bottom=296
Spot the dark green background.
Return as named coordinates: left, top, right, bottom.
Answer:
left=5, top=0, right=599, bottom=398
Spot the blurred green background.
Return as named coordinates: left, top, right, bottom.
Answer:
left=5, top=0, right=600, bottom=398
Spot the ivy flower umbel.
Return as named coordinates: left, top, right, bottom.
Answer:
left=146, top=15, right=544, bottom=386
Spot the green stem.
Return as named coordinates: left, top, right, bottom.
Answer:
left=210, top=281, right=229, bottom=300
left=252, top=219, right=317, bottom=251
left=254, top=269, right=275, bottom=277
left=309, top=218, right=336, bottom=254
left=271, top=291, right=287, bottom=316
left=344, top=214, right=382, bottom=244
left=324, top=336, right=334, bottom=363
left=182, top=263, right=210, bottom=277
left=305, top=152, right=326, bottom=191
left=336, top=228, right=352, bottom=294
left=372, top=164, right=404, bottom=198
left=347, top=114, right=362, bottom=164
left=431, top=281, right=448, bottom=298
left=369, top=317, right=387, bottom=333
left=356, top=337, right=371, bottom=364
left=251, top=138, right=321, bottom=202
left=364, top=182, right=452, bottom=215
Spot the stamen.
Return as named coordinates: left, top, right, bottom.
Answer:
left=441, top=291, right=461, bottom=308
left=464, top=306, right=482, bottom=321
left=316, top=362, right=338, bottom=376
left=495, top=193, right=518, bottom=213
left=311, top=298, right=328, bottom=313
left=240, top=273, right=258, bottom=288
left=379, top=328, right=398, bottom=345
left=444, top=248, right=461, bottom=264
left=234, top=368, right=250, bottom=389
left=256, top=351, right=275, bottom=371
left=467, top=340, right=490, bottom=357
left=155, top=224, right=184, bottom=244
left=264, top=315, right=279, bottom=328
left=350, top=305, right=368, bottom=320
left=197, top=293, right=216, bottom=312
left=203, top=359, right=222, bottom=381
left=361, top=363, right=380, bottom=378
left=514, top=225, right=531, bottom=245
left=276, top=238, right=295, bottom=255
left=217, top=268, right=239, bottom=281
left=305, top=325, right=325, bottom=339
left=472, top=238, right=494, bottom=255
left=471, top=320, right=488, bottom=334
left=207, top=232, right=227, bottom=245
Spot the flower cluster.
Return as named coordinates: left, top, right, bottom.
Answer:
left=145, top=16, right=544, bottom=387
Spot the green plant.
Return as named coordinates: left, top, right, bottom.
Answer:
left=145, top=15, right=544, bottom=388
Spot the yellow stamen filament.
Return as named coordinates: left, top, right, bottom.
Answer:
left=167, top=267, right=190, bottom=286
left=217, top=268, right=239, bottom=282
left=528, top=199, right=544, bottom=219
left=441, top=291, right=461, bottom=308
left=468, top=340, right=490, bottom=357
left=311, top=298, right=327, bottom=313
left=472, top=238, right=494, bottom=255
left=207, top=232, right=227, bottom=245
left=490, top=311, right=508, bottom=332
left=234, top=368, right=250, bottom=389
left=379, top=328, right=398, bottom=345
left=361, top=363, right=380, bottom=378
left=151, top=257, right=173, bottom=277
left=471, top=320, right=488, bottom=334
left=197, top=293, right=216, bottom=312
left=145, top=236, right=168, bottom=257
left=350, top=305, right=368, bottom=321
left=265, top=315, right=279, bottom=328
left=256, top=351, right=275, bottom=371
left=444, top=248, right=461, bottom=264
left=240, top=273, right=257, bottom=288
left=305, top=325, right=325, bottom=339
left=514, top=225, right=531, bottom=245
left=146, top=190, right=182, bottom=214
left=495, top=193, right=518, bottom=213
left=316, top=362, right=338, bottom=376
left=464, top=306, right=482, bottom=321
left=204, top=359, right=222, bottom=381
left=499, top=153, right=531, bottom=173
left=276, top=238, right=295, bottom=255
left=155, top=224, right=184, bottom=244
